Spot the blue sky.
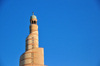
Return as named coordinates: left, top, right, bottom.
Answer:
left=0, top=0, right=100, bottom=66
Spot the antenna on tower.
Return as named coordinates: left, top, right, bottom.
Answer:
left=32, top=12, right=34, bottom=15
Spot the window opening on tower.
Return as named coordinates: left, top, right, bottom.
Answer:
left=32, top=21, right=37, bottom=24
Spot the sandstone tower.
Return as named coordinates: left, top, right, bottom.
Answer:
left=19, top=13, right=45, bottom=66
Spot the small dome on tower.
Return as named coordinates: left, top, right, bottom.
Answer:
left=30, top=12, right=37, bottom=24
left=31, top=12, right=37, bottom=19
left=31, top=15, right=37, bottom=19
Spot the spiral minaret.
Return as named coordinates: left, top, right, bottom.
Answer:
left=19, top=13, right=45, bottom=66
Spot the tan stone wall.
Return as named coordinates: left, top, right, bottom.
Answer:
left=26, top=24, right=39, bottom=51
left=30, top=18, right=37, bottom=24
left=20, top=48, right=44, bottom=66
left=30, top=24, right=38, bottom=33
left=20, top=17, right=45, bottom=66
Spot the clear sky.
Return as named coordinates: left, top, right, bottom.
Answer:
left=0, top=0, right=100, bottom=66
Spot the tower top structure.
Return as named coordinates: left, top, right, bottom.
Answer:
left=30, top=12, right=37, bottom=24
left=31, top=12, right=37, bottom=19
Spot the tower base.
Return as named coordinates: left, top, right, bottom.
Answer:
left=20, top=48, right=45, bottom=66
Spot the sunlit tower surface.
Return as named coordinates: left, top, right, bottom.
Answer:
left=19, top=13, right=46, bottom=66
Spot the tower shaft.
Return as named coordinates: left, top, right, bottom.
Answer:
left=19, top=13, right=45, bottom=66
